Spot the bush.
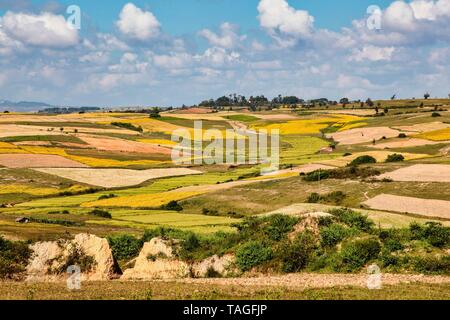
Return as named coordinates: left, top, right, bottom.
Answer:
left=161, top=200, right=183, bottom=212
left=307, top=191, right=346, bottom=205
left=98, top=194, right=117, bottom=200
left=0, top=236, right=32, bottom=280
left=306, top=193, right=321, bottom=203
left=386, top=153, right=404, bottom=163
left=111, top=122, right=143, bottom=132
left=398, top=133, right=407, bottom=138
left=277, top=232, right=316, bottom=273
left=236, top=241, right=273, bottom=271
left=329, top=208, right=374, bottom=232
left=339, top=238, right=381, bottom=271
left=88, top=209, right=112, bottom=219
left=409, top=222, right=450, bottom=248
left=320, top=224, right=351, bottom=247
left=52, top=244, right=96, bottom=274
left=431, top=112, right=441, bottom=117
left=412, top=255, right=450, bottom=274
left=107, top=234, right=142, bottom=261
left=328, top=166, right=380, bottom=179
left=302, top=169, right=330, bottom=182
left=349, top=155, right=376, bottom=166
left=263, top=215, right=298, bottom=241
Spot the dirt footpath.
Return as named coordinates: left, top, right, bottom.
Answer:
left=175, top=273, right=450, bottom=289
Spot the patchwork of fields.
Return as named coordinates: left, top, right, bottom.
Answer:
left=0, top=105, right=449, bottom=241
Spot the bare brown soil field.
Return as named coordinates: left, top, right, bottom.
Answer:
left=79, top=136, right=172, bottom=155
left=378, top=164, right=450, bottom=182
left=0, top=124, right=61, bottom=138
left=363, top=194, right=450, bottom=219
left=174, top=107, right=213, bottom=114
left=0, top=154, right=87, bottom=168
left=312, top=109, right=377, bottom=116
left=328, top=127, right=401, bottom=145
left=254, top=114, right=299, bottom=120
left=34, top=167, right=203, bottom=188
left=368, top=138, right=443, bottom=149
left=394, top=121, right=450, bottom=133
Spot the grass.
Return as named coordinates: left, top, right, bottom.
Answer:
left=224, top=114, right=259, bottom=122
left=280, top=135, right=340, bottom=165
left=0, top=281, right=448, bottom=300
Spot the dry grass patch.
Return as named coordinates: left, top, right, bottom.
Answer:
left=378, top=164, right=450, bottom=182
left=368, top=138, right=443, bottom=149
left=34, top=167, right=202, bottom=188
left=0, top=154, right=87, bottom=168
left=363, top=194, right=450, bottom=219
left=79, top=136, right=172, bottom=155
left=394, top=121, right=450, bottom=133
left=328, top=127, right=401, bottom=145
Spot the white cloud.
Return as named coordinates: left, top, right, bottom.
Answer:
left=116, top=3, right=161, bottom=41
left=257, top=0, right=314, bottom=38
left=1, top=11, right=79, bottom=48
left=350, top=45, right=395, bottom=62
left=199, top=23, right=246, bottom=49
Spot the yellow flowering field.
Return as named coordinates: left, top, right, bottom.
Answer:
left=416, top=128, right=450, bottom=141
left=81, top=190, right=204, bottom=208
left=0, top=184, right=90, bottom=196
left=252, top=115, right=364, bottom=135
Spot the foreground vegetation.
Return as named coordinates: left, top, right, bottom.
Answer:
left=0, top=281, right=448, bottom=300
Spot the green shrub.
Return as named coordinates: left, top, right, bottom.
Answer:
left=339, top=238, right=381, bottom=271
left=412, top=255, right=450, bottom=274
left=409, top=222, right=449, bottom=248
left=431, top=112, right=441, bottom=117
left=349, top=155, right=376, bottom=166
left=161, top=200, right=183, bottom=212
left=28, top=217, right=82, bottom=227
left=111, top=122, right=143, bottom=132
left=386, top=153, right=405, bottom=162
left=98, top=194, right=117, bottom=200
left=236, top=241, right=273, bottom=271
left=320, top=224, right=351, bottom=247
left=263, top=215, right=298, bottom=241
left=0, top=236, right=32, bottom=280
left=107, top=234, right=142, bottom=261
left=327, top=166, right=380, bottom=179
left=88, top=209, right=112, bottom=219
left=398, top=133, right=407, bottom=138
left=306, top=192, right=321, bottom=203
left=51, top=244, right=96, bottom=275
left=277, top=232, right=316, bottom=273
left=329, top=208, right=374, bottom=232
left=302, top=169, right=330, bottom=182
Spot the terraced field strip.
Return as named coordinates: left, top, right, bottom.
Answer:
left=253, top=115, right=364, bottom=135
left=328, top=127, right=401, bottom=145
left=34, top=167, right=202, bottom=188
left=416, top=127, right=450, bottom=141
left=0, top=154, right=88, bottom=168
left=368, top=138, right=443, bottom=149
left=16, top=168, right=261, bottom=208
left=378, top=164, right=450, bottom=182
left=363, top=194, right=450, bottom=219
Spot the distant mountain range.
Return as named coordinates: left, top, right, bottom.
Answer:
left=0, top=100, right=53, bottom=112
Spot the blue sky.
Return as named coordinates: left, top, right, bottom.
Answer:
left=0, top=0, right=450, bottom=107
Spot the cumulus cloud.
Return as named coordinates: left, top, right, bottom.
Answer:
left=116, top=3, right=161, bottom=41
left=199, top=22, right=246, bottom=49
left=350, top=45, right=395, bottom=62
left=1, top=11, right=79, bottom=48
left=257, top=0, right=314, bottom=38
